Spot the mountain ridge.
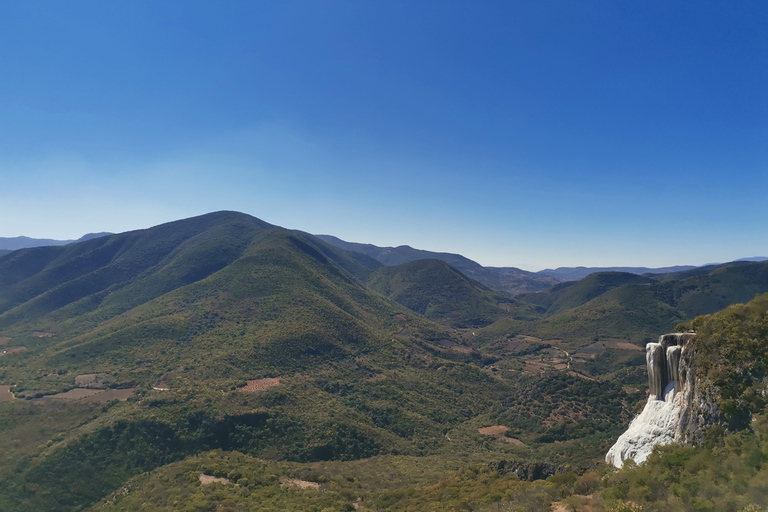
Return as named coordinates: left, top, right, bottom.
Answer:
left=0, top=232, right=113, bottom=251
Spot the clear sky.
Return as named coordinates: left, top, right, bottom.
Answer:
left=1, top=1, right=766, bottom=270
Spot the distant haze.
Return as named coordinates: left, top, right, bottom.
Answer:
left=0, top=233, right=112, bottom=251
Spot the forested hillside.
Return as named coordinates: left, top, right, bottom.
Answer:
left=0, top=212, right=766, bottom=511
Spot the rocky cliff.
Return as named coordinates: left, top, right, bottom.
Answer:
left=606, top=333, right=722, bottom=466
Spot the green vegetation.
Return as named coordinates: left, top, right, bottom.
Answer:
left=518, top=272, right=656, bottom=316
left=365, top=259, right=534, bottom=328
left=85, top=450, right=574, bottom=512
left=545, top=292, right=768, bottom=511
left=503, top=262, right=768, bottom=348
left=316, top=234, right=560, bottom=294
left=0, top=212, right=596, bottom=511
left=2, top=212, right=768, bottom=511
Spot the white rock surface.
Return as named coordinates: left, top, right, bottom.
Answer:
left=606, top=333, right=695, bottom=467
left=605, top=382, right=682, bottom=467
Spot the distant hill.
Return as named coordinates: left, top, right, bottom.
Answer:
left=0, top=232, right=112, bottom=251
left=518, top=272, right=656, bottom=316
left=316, top=235, right=559, bottom=294
left=525, top=260, right=768, bottom=345
left=539, top=257, right=768, bottom=281
left=0, top=211, right=764, bottom=512
left=0, top=211, right=532, bottom=511
left=538, top=265, right=698, bottom=281
left=365, top=259, right=536, bottom=328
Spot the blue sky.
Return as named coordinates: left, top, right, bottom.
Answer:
left=1, top=1, right=766, bottom=270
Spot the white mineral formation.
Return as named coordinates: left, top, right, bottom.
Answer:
left=605, top=333, right=693, bottom=467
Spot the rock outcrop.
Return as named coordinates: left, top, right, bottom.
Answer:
left=606, top=333, right=719, bottom=467
left=489, top=459, right=568, bottom=481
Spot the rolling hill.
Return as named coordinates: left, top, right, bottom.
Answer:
left=2, top=211, right=765, bottom=511
left=510, top=261, right=768, bottom=348
left=316, top=235, right=560, bottom=294
left=0, top=212, right=557, bottom=511
left=364, top=259, right=537, bottom=328
left=0, top=233, right=112, bottom=251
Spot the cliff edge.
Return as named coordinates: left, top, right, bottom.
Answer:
left=606, top=332, right=721, bottom=466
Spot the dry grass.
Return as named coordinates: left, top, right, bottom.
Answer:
left=82, top=388, right=135, bottom=402
left=280, top=478, right=321, bottom=490
left=199, top=474, right=232, bottom=486
left=615, top=341, right=643, bottom=351
left=0, top=385, right=15, bottom=402
left=238, top=377, right=281, bottom=393
left=43, top=389, right=103, bottom=400
left=478, top=425, right=509, bottom=436
left=1, top=347, right=27, bottom=356
left=478, top=425, right=525, bottom=446
left=43, top=388, right=135, bottom=402
left=75, top=374, right=105, bottom=388
left=0, top=337, right=10, bottom=346
left=524, top=361, right=549, bottom=373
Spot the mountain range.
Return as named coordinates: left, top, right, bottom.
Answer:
left=1, top=211, right=767, bottom=511
left=316, top=234, right=767, bottom=291
left=0, top=232, right=113, bottom=252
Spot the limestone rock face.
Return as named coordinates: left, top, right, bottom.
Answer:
left=605, top=333, right=711, bottom=467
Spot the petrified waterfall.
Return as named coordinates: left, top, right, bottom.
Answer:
left=605, top=333, right=696, bottom=467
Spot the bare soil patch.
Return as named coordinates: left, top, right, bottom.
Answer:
left=280, top=478, right=321, bottom=490
left=511, top=335, right=543, bottom=343
left=450, top=345, right=473, bottom=354
left=199, top=474, right=232, bottom=486
left=478, top=425, right=525, bottom=445
left=615, top=341, right=643, bottom=351
left=0, top=385, right=15, bottom=402
left=82, top=388, right=135, bottom=402
left=0, top=337, right=10, bottom=346
left=524, top=360, right=549, bottom=373
left=43, top=387, right=135, bottom=402
left=365, top=373, right=386, bottom=383
left=576, top=339, right=642, bottom=357
left=238, top=377, right=281, bottom=393
left=32, top=332, right=54, bottom=338
left=1, top=347, right=27, bottom=356
left=478, top=425, right=509, bottom=436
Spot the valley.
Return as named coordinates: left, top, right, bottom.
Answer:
left=0, top=211, right=766, bottom=511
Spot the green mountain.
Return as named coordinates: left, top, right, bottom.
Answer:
left=518, top=272, right=656, bottom=316
left=364, top=259, right=536, bottom=328
left=538, top=264, right=698, bottom=280
left=0, top=233, right=112, bottom=251
left=5, top=211, right=765, bottom=512
left=551, top=293, right=768, bottom=512
left=2, top=212, right=571, bottom=512
left=316, top=234, right=559, bottom=294
left=519, top=261, right=768, bottom=347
